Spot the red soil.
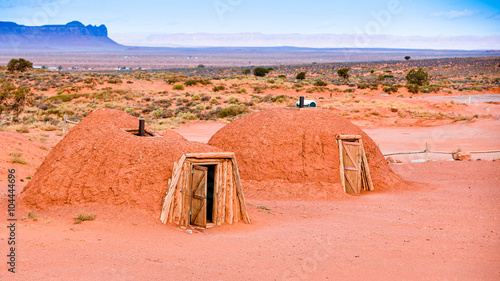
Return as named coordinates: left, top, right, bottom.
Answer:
left=19, top=108, right=221, bottom=214
left=209, top=108, right=408, bottom=200
left=4, top=161, right=499, bottom=280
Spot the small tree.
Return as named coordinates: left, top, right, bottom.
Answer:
left=337, top=67, right=351, bottom=80
left=337, top=68, right=350, bottom=80
left=242, top=69, right=251, bottom=75
left=253, top=67, right=269, bottom=77
left=0, top=81, right=33, bottom=119
left=7, top=58, right=33, bottom=72
left=296, top=72, right=306, bottom=80
left=404, top=56, right=411, bottom=61
left=406, top=68, right=429, bottom=86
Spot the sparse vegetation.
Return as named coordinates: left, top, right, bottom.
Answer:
left=74, top=212, right=95, bottom=224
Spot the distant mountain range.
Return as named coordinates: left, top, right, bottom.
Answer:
left=112, top=33, right=500, bottom=50
left=0, top=21, right=123, bottom=51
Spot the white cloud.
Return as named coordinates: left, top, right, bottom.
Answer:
left=430, top=9, right=479, bottom=19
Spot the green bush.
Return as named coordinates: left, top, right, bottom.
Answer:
left=254, top=67, right=270, bottom=77
left=184, top=79, right=198, bottom=86
left=337, top=68, right=350, bottom=80
left=407, top=84, right=419, bottom=94
left=296, top=72, right=306, bottom=80
left=217, top=105, right=249, bottom=118
left=173, top=84, right=185, bottom=90
left=314, top=80, right=328, bottom=86
left=7, top=58, right=33, bottom=72
left=406, top=68, right=429, bottom=86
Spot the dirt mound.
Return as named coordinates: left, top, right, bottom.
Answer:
left=20, top=108, right=221, bottom=214
left=208, top=108, right=407, bottom=199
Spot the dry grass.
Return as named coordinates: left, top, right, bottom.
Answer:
left=9, top=151, right=27, bottom=165
left=74, top=212, right=95, bottom=224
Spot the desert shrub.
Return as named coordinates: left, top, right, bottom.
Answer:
left=406, top=84, right=419, bottom=94
left=166, top=76, right=181, bottom=84
left=0, top=82, right=33, bottom=118
left=201, top=95, right=211, bottom=102
left=296, top=72, right=306, bottom=80
left=7, top=58, right=33, bottom=72
left=74, top=212, right=95, bottom=224
left=9, top=152, right=27, bottom=165
left=337, top=68, right=350, bottom=80
left=358, top=83, right=369, bottom=89
left=314, top=80, right=328, bottom=86
left=173, top=84, right=185, bottom=90
left=210, top=98, right=219, bottom=104
left=179, top=112, right=197, bottom=120
left=419, top=85, right=441, bottom=93
left=226, top=96, right=239, bottom=104
left=406, top=68, right=429, bottom=86
left=278, top=75, right=287, bottom=79
left=212, top=85, right=225, bottom=92
left=383, top=85, right=400, bottom=94
left=125, top=107, right=140, bottom=117
left=15, top=125, right=29, bottom=133
left=254, top=67, right=270, bottom=77
left=191, top=94, right=201, bottom=101
left=107, top=78, right=122, bottom=84
left=184, top=79, right=198, bottom=86
left=217, top=105, right=249, bottom=118
left=40, top=124, right=58, bottom=131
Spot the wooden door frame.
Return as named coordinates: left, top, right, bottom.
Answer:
left=190, top=165, right=208, bottom=227
left=188, top=161, right=221, bottom=226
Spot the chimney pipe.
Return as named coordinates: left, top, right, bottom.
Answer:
left=138, top=119, right=145, bottom=136
left=299, top=96, right=305, bottom=108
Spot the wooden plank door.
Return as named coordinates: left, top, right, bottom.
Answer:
left=190, top=165, right=207, bottom=227
left=341, top=141, right=362, bottom=193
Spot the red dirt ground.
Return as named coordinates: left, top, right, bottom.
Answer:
left=1, top=161, right=498, bottom=280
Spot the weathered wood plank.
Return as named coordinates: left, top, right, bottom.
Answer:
left=160, top=155, right=186, bottom=224
left=336, top=134, right=362, bottom=140
left=216, top=162, right=225, bottom=226
left=338, top=139, right=346, bottom=193
left=184, top=152, right=235, bottom=159
left=226, top=161, right=234, bottom=224
left=231, top=157, right=251, bottom=224
left=361, top=142, right=375, bottom=191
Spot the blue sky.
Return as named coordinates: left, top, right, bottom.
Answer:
left=0, top=0, right=499, bottom=45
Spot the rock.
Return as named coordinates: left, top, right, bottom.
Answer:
left=390, top=107, right=398, bottom=112
left=186, top=229, right=193, bottom=234
left=452, top=151, right=471, bottom=161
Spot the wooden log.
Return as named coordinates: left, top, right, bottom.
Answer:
left=337, top=139, right=347, bottom=193
left=173, top=166, right=185, bottom=225
left=220, top=160, right=227, bottom=225
left=181, top=162, right=191, bottom=227
left=184, top=152, right=235, bottom=159
left=226, top=161, right=234, bottom=224
left=160, top=156, right=186, bottom=223
left=232, top=175, right=240, bottom=223
left=360, top=142, right=374, bottom=191
left=216, top=162, right=224, bottom=226
left=336, top=134, right=362, bottom=140
left=231, top=157, right=251, bottom=224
